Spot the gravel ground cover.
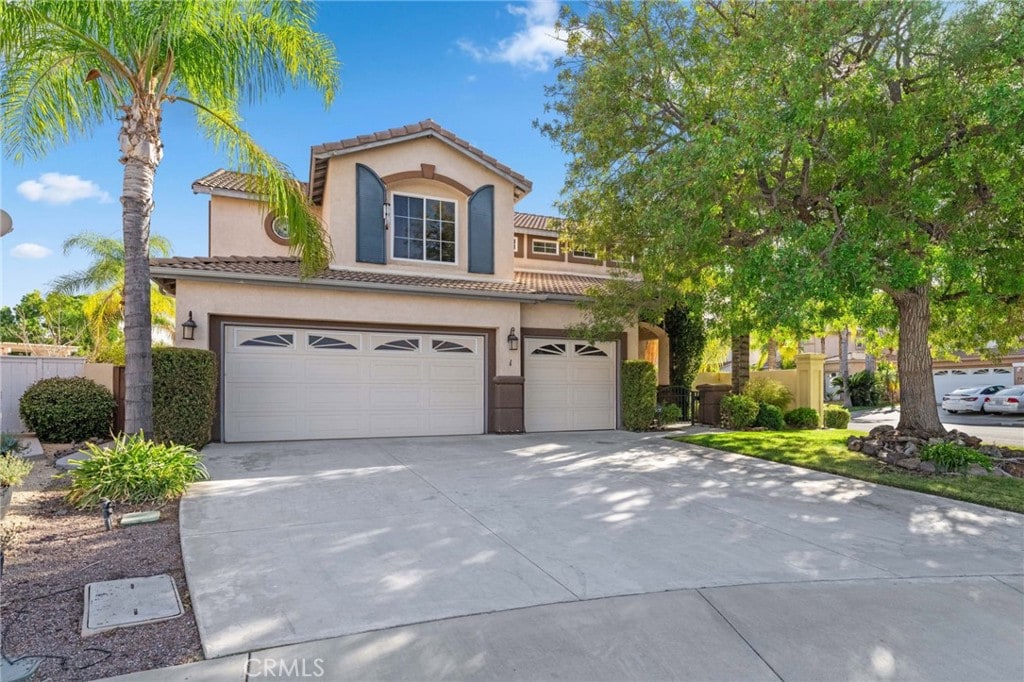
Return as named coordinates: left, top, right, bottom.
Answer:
left=1, top=445, right=203, bottom=681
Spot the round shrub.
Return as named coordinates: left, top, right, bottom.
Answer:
left=783, top=406, right=820, bottom=429
left=823, top=405, right=851, bottom=429
left=721, top=394, right=759, bottom=429
left=19, top=377, right=115, bottom=442
left=659, top=402, right=684, bottom=425
left=754, top=403, right=784, bottom=430
left=742, top=378, right=793, bottom=411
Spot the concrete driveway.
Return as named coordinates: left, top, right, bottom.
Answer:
left=178, top=431, right=1023, bottom=679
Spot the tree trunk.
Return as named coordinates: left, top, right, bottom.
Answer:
left=865, top=352, right=877, bottom=373
left=119, top=95, right=164, bottom=435
left=892, top=286, right=944, bottom=435
left=765, top=338, right=779, bottom=370
left=839, top=326, right=852, bottom=408
left=731, top=334, right=750, bottom=394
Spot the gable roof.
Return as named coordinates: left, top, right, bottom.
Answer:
left=308, top=120, right=532, bottom=205
left=149, top=256, right=614, bottom=301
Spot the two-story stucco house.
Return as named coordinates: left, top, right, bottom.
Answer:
left=151, top=121, right=668, bottom=443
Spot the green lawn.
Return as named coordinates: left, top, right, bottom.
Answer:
left=677, top=430, right=1024, bottom=514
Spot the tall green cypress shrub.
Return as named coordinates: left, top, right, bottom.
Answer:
left=152, top=348, right=217, bottom=448
left=622, top=360, right=657, bottom=430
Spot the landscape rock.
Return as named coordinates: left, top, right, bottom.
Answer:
left=845, top=427, right=1020, bottom=479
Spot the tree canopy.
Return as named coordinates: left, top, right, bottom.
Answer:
left=542, top=0, right=1024, bottom=434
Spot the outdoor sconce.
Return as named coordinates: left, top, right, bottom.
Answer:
left=507, top=327, right=519, bottom=352
left=182, top=311, right=198, bottom=341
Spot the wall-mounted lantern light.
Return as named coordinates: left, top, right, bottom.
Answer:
left=507, top=327, right=519, bottom=352
left=182, top=311, right=198, bottom=341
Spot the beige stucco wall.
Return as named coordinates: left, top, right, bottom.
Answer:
left=174, top=281, right=642, bottom=377
left=208, top=195, right=293, bottom=258
left=324, top=137, right=517, bottom=280
left=175, top=280, right=523, bottom=375
left=521, top=301, right=638, bottom=361
left=83, top=362, right=116, bottom=392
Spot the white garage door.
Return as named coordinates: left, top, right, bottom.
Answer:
left=932, top=367, right=1013, bottom=404
left=223, top=326, right=485, bottom=442
left=524, top=338, right=617, bottom=432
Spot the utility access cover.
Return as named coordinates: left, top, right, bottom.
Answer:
left=83, top=574, right=183, bottom=636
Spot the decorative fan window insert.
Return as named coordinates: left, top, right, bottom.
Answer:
left=240, top=333, right=294, bottom=348
left=309, top=335, right=357, bottom=350
left=531, top=343, right=566, bottom=356
left=432, top=339, right=473, bottom=353
left=575, top=344, right=607, bottom=357
left=375, top=338, right=420, bottom=352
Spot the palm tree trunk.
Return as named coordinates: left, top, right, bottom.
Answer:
left=731, top=333, right=750, bottom=394
left=119, top=96, right=164, bottom=435
left=839, top=326, right=852, bottom=408
left=892, top=286, right=944, bottom=436
left=765, top=337, right=779, bottom=370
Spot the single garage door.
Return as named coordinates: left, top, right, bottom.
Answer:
left=223, top=325, right=485, bottom=442
left=524, top=338, right=617, bottom=432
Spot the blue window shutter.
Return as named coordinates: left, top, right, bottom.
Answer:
left=356, top=164, right=386, bottom=264
left=468, top=185, right=495, bottom=274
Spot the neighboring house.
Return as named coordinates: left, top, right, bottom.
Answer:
left=151, top=120, right=667, bottom=443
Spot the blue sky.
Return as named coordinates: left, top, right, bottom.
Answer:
left=0, top=1, right=575, bottom=307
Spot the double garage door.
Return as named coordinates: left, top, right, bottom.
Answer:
left=223, top=325, right=485, bottom=442
left=222, top=325, right=618, bottom=442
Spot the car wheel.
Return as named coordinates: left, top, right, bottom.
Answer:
left=946, top=410, right=957, bottom=414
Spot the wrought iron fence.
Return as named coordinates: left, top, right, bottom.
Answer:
left=656, top=385, right=698, bottom=423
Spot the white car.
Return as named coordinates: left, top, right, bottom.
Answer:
left=941, top=385, right=1006, bottom=413
left=985, top=385, right=1024, bottom=415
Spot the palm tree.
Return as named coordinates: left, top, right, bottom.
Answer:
left=53, top=231, right=176, bottom=362
left=0, top=2, right=338, bottom=434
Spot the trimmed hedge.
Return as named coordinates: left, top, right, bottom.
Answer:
left=784, top=406, right=820, bottom=429
left=754, top=403, right=785, bottom=430
left=823, top=405, right=851, bottom=429
left=721, top=394, right=759, bottom=429
left=19, top=377, right=115, bottom=442
left=152, top=347, right=217, bottom=448
left=622, top=360, right=657, bottom=431
left=742, top=378, right=793, bottom=411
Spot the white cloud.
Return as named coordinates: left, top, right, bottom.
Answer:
left=458, top=1, right=567, bottom=72
left=10, top=242, right=53, bottom=259
left=17, top=172, right=111, bottom=204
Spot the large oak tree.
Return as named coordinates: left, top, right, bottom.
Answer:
left=542, top=0, right=1024, bottom=435
left=1, top=1, right=338, bottom=434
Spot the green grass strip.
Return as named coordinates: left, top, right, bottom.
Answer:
left=677, top=429, right=1024, bottom=514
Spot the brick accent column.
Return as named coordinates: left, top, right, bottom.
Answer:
left=795, top=353, right=826, bottom=416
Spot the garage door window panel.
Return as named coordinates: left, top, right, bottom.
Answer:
left=308, top=333, right=359, bottom=350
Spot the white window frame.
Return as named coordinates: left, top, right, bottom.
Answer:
left=513, top=235, right=520, bottom=252
left=532, top=238, right=559, bottom=255
left=389, top=192, right=458, bottom=266
left=571, top=248, right=597, bottom=259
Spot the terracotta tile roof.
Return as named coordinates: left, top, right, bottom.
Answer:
left=309, top=120, right=532, bottom=204
left=514, top=271, right=614, bottom=297
left=192, top=169, right=308, bottom=196
left=513, top=212, right=562, bottom=233
left=149, top=256, right=615, bottom=300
